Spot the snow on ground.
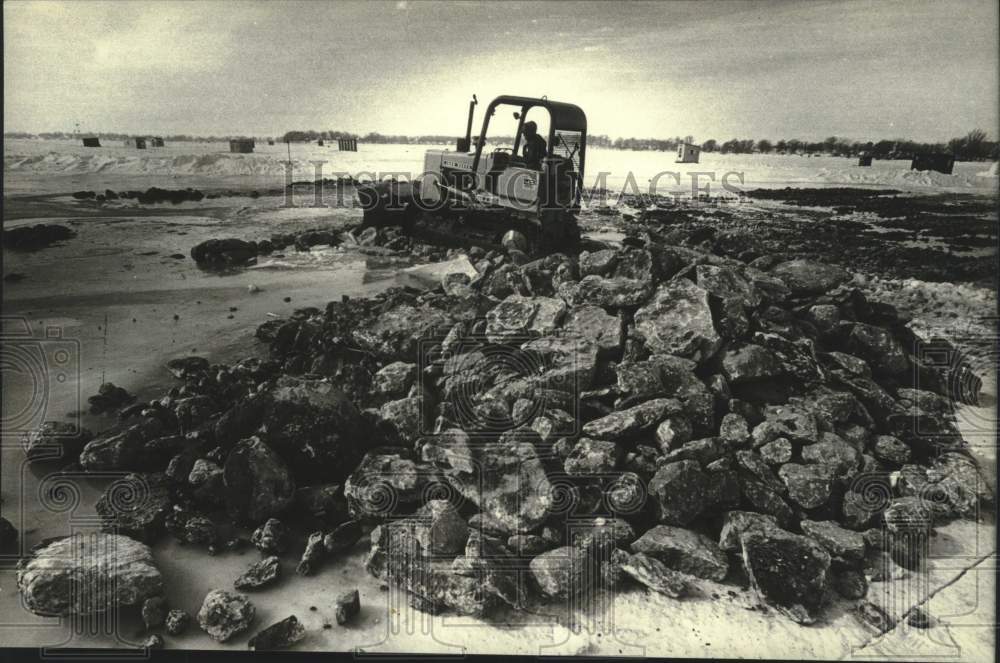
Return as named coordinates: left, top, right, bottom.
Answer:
left=4, top=138, right=998, bottom=196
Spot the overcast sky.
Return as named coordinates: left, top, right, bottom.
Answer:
left=4, top=0, right=997, bottom=142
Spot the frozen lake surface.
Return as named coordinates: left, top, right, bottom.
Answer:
left=5, top=138, right=998, bottom=196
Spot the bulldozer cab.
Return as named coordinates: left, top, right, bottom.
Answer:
left=472, top=95, right=587, bottom=214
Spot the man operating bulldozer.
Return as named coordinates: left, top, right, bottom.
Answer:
left=522, top=120, right=547, bottom=169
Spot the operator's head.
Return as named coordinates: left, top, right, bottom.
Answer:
left=524, top=121, right=537, bottom=137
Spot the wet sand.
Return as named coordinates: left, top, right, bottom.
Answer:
left=1, top=185, right=996, bottom=659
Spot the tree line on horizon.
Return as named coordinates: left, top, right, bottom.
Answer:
left=6, top=128, right=997, bottom=161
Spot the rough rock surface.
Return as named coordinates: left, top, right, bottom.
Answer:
left=223, top=437, right=295, bottom=522
left=17, top=534, right=163, bottom=616
left=197, top=589, right=255, bottom=642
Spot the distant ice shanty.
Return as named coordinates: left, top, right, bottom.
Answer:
left=338, top=138, right=358, bottom=152
left=123, top=137, right=147, bottom=149
left=317, top=139, right=325, bottom=147
left=858, top=151, right=873, bottom=167
left=81, top=136, right=101, bottom=147
left=229, top=138, right=255, bottom=153
left=911, top=153, right=954, bottom=175
left=150, top=137, right=165, bottom=147
left=676, top=142, right=700, bottom=163
left=268, top=139, right=275, bottom=145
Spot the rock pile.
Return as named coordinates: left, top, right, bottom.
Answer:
left=18, top=223, right=992, bottom=635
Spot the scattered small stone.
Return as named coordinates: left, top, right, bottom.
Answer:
left=247, top=615, right=305, bottom=651
left=335, top=589, right=360, bottom=625
left=197, top=589, right=255, bottom=642
left=235, top=556, right=281, bottom=591
left=296, top=531, right=325, bottom=576
left=164, top=609, right=191, bottom=636
left=141, top=634, right=165, bottom=650
left=141, top=596, right=167, bottom=630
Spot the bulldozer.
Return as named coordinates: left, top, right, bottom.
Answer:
left=358, top=94, right=586, bottom=254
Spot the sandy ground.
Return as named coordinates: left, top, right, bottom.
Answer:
left=1, top=183, right=996, bottom=659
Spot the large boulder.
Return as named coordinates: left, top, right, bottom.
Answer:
left=530, top=546, right=592, bottom=598
left=647, top=460, right=715, bottom=525
left=562, top=305, right=623, bottom=357
left=344, top=450, right=443, bottom=521
left=739, top=522, right=831, bottom=624
left=17, top=534, right=163, bottom=616
left=485, top=295, right=566, bottom=343
left=443, top=435, right=553, bottom=535
left=769, top=259, right=850, bottom=296
left=261, top=376, right=367, bottom=482
left=631, top=525, right=728, bottom=581
left=223, top=437, right=295, bottom=523
left=95, top=472, right=173, bottom=543
left=365, top=521, right=502, bottom=616
left=559, top=274, right=652, bottom=309
left=634, top=280, right=721, bottom=362
left=352, top=304, right=455, bottom=361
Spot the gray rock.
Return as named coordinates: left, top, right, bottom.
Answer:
left=648, top=460, right=713, bottom=525
left=759, top=438, right=792, bottom=464
left=530, top=546, right=591, bottom=598
left=564, top=438, right=622, bottom=475
left=634, top=280, right=721, bottom=362
left=372, top=361, right=417, bottom=399
left=800, top=520, right=866, bottom=567
left=718, top=510, right=779, bottom=552
left=619, top=551, right=689, bottom=598
left=335, top=589, right=361, bottom=624
left=654, top=416, right=693, bottom=452
left=833, top=569, right=868, bottom=599
left=562, top=305, right=623, bottom=357
left=801, top=432, right=859, bottom=476
left=769, top=259, right=850, bottom=296
left=778, top=463, right=836, bottom=509
left=251, top=518, right=287, bottom=554
left=413, top=499, right=469, bottom=555
left=631, top=525, right=728, bottom=581
left=569, top=517, right=636, bottom=555
left=248, top=615, right=305, bottom=651
left=142, top=634, right=164, bottom=650
left=582, top=398, right=683, bottom=440
left=197, top=589, right=255, bottom=642
left=352, top=304, right=455, bottom=360
left=873, top=435, right=911, bottom=465
left=262, top=376, right=366, bottom=482
left=235, top=556, right=281, bottom=591
left=324, top=519, right=365, bottom=555
left=24, top=421, right=93, bottom=464
left=445, top=436, right=553, bottom=535
left=17, top=534, right=163, bottom=617
left=579, top=249, right=618, bottom=277
left=223, top=437, right=295, bottom=523
left=720, top=344, right=783, bottom=384
left=378, top=397, right=424, bottom=446
left=95, top=472, right=172, bottom=543
left=485, top=294, right=566, bottom=343
left=739, top=523, right=831, bottom=624
left=142, top=596, right=167, bottom=630
left=165, top=609, right=191, bottom=635
left=845, top=323, right=909, bottom=377
left=345, top=451, right=442, bottom=521
left=718, top=413, right=750, bottom=445
left=296, top=531, right=325, bottom=576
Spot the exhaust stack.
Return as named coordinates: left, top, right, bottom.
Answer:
left=456, top=94, right=478, bottom=152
